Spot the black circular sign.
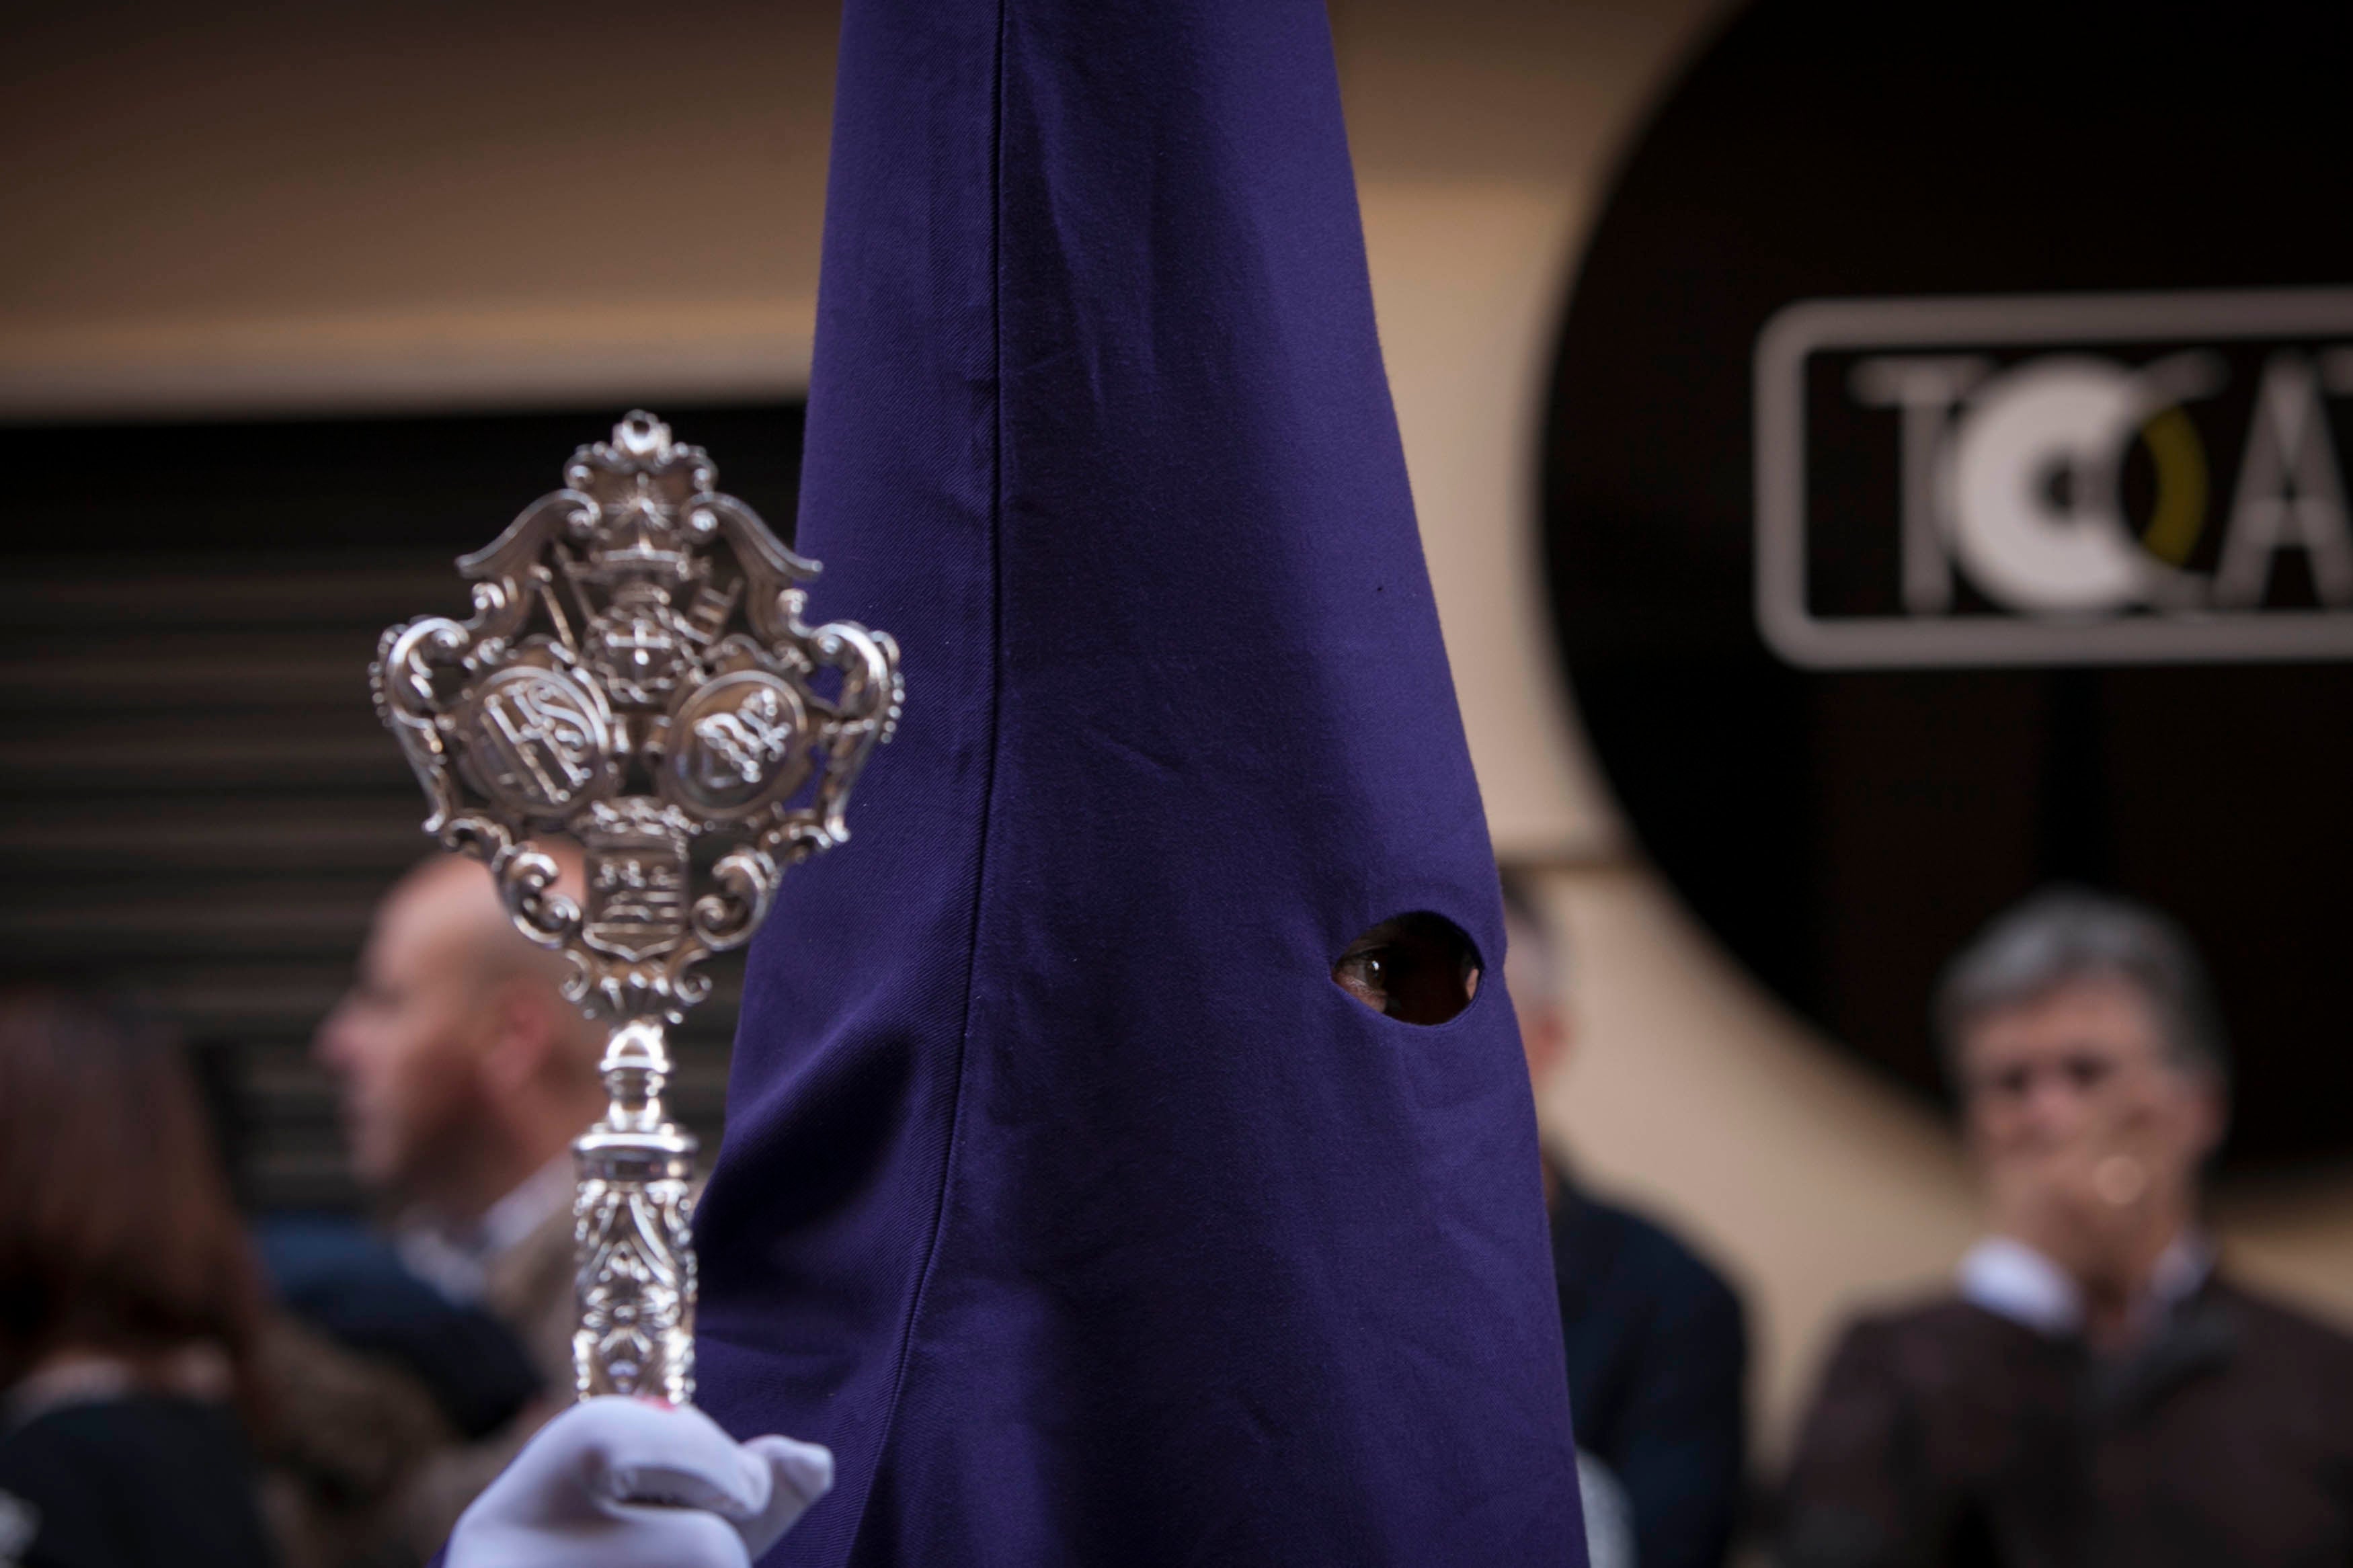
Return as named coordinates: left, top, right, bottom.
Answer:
left=1544, top=0, right=2353, bottom=1167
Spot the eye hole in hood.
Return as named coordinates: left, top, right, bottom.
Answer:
left=1330, top=913, right=1482, bottom=1025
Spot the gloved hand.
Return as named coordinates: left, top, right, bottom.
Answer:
left=446, top=1396, right=834, bottom=1568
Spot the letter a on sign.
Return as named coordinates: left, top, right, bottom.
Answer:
left=2216, top=352, right=2353, bottom=608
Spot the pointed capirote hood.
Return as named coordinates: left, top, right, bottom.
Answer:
left=694, top=2, right=1585, bottom=1561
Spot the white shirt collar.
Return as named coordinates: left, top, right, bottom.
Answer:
left=396, top=1155, right=573, bottom=1303
left=1958, top=1232, right=2215, bottom=1339
left=481, top=1155, right=575, bottom=1254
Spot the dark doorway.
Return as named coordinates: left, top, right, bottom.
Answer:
left=0, top=403, right=805, bottom=1208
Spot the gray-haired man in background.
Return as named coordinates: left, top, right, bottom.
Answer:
left=1780, top=888, right=2353, bottom=1568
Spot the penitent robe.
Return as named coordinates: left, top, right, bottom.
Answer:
left=691, top=3, right=1589, bottom=1563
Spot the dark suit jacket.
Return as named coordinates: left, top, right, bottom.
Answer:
left=1779, top=1274, right=2353, bottom=1568
left=0, top=1395, right=278, bottom=1568
left=1551, top=1167, right=1750, bottom=1568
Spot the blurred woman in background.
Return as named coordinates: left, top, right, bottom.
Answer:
left=0, top=984, right=278, bottom=1568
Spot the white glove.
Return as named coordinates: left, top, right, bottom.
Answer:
left=446, top=1396, right=834, bottom=1568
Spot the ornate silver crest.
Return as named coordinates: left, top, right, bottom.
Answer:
left=373, top=411, right=902, bottom=1405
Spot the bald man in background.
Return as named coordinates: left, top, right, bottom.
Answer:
left=313, top=850, right=606, bottom=1553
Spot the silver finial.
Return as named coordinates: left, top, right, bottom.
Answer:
left=372, top=411, right=902, bottom=1404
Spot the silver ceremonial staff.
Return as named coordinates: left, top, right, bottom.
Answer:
left=372, top=411, right=902, bottom=1405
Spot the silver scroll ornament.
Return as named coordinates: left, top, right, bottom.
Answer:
left=373, top=411, right=902, bottom=1405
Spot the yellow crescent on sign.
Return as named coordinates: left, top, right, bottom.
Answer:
left=2138, top=403, right=2208, bottom=566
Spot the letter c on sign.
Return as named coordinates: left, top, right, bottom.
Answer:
left=1943, top=357, right=2151, bottom=614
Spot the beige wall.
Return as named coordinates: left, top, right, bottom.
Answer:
left=9, top=0, right=2352, bottom=1462
left=0, top=0, right=835, bottom=414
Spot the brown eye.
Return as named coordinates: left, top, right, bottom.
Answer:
left=1331, top=913, right=1481, bottom=1025
left=2065, top=1053, right=2112, bottom=1091
left=1332, top=950, right=1389, bottom=1012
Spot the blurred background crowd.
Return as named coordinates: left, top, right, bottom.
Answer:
left=7, top=1, right=2353, bottom=1566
